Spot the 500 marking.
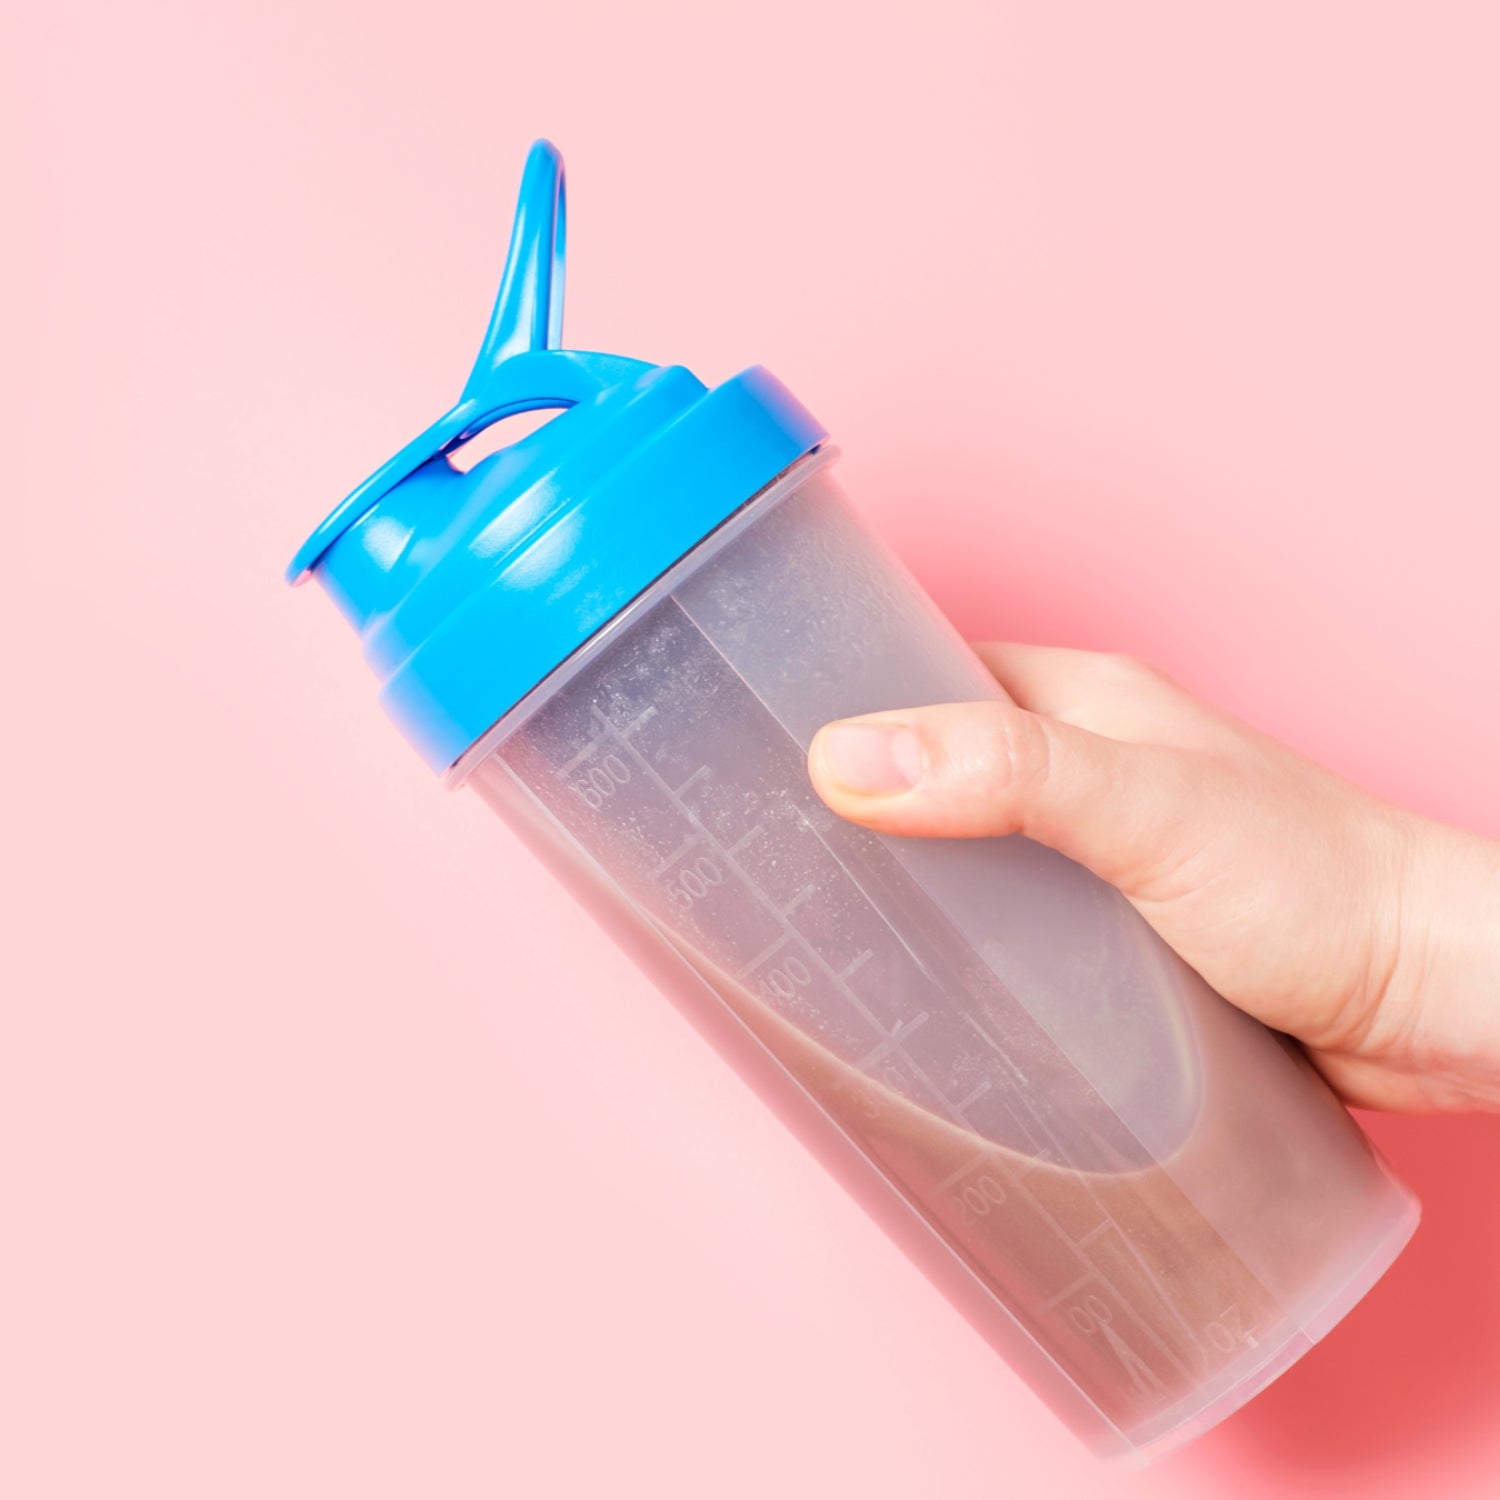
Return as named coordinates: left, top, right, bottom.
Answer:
left=666, top=856, right=724, bottom=909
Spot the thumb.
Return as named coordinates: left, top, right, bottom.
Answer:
left=808, top=700, right=1218, bottom=897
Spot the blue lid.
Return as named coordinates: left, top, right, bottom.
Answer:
left=288, top=140, right=826, bottom=772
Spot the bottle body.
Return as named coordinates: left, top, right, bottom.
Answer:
left=463, top=452, right=1417, bottom=1458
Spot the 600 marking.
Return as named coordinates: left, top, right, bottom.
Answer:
left=569, top=754, right=631, bottom=808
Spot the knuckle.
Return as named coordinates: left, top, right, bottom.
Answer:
left=1071, top=651, right=1184, bottom=705
left=1093, top=651, right=1160, bottom=686
left=963, top=701, right=1052, bottom=796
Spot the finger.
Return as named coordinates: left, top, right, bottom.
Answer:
left=971, top=642, right=1240, bottom=753
left=808, top=699, right=1219, bottom=894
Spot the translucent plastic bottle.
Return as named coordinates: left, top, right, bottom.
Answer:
left=288, top=141, right=1418, bottom=1461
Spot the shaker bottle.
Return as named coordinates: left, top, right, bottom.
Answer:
left=287, top=140, right=1419, bottom=1460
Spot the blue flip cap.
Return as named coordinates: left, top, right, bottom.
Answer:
left=287, top=140, right=826, bottom=772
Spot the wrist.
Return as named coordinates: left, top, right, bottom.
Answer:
left=1393, top=819, right=1500, bottom=1110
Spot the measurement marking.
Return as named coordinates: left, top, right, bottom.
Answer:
left=972, top=1044, right=1206, bottom=1380
left=1041, top=1175, right=1200, bottom=1381
left=774, top=805, right=975, bottom=1124
left=651, top=835, right=700, bottom=878
left=1005, top=1079, right=1071, bottom=1168
left=838, top=950, right=873, bottom=980
left=673, top=765, right=709, bottom=797
left=725, top=824, right=765, bottom=855
left=778, top=885, right=813, bottom=917
left=952, top=1079, right=993, bottom=1114
left=966, top=1072, right=1050, bottom=1168
left=1042, top=1271, right=1097, bottom=1311
left=1105, top=1224, right=1209, bottom=1360
left=856, top=1014, right=928, bottom=1071
left=792, top=805, right=944, bottom=989
left=1076, top=1220, right=1114, bottom=1250
left=892, top=1010, right=931, bottom=1044
left=594, top=716, right=896, bottom=1074
left=962, top=1012, right=1030, bottom=1087
left=735, top=932, right=792, bottom=981
left=960, top=1023, right=1200, bottom=1378
left=935, top=1151, right=994, bottom=1193
left=957, top=1027, right=1202, bottom=1387
left=1006, top=1169, right=1197, bottom=1387
left=621, top=705, right=658, bottom=737
left=587, top=659, right=1034, bottom=1232
left=558, top=732, right=608, bottom=776
left=969, top=1009, right=1212, bottom=1369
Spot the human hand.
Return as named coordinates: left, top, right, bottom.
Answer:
left=808, top=645, right=1500, bottom=1114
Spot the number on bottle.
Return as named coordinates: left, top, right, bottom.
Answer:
left=760, top=955, right=812, bottom=1001
left=666, top=856, right=724, bottom=909
left=568, top=754, right=631, bottom=809
left=954, top=1172, right=1008, bottom=1222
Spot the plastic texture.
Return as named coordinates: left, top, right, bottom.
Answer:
left=467, top=457, right=1419, bottom=1460
left=287, top=140, right=826, bottom=771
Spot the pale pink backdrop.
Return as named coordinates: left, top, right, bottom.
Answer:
left=5, top=2, right=1498, bottom=1496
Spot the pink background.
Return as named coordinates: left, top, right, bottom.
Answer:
left=7, top=2, right=1499, bottom=1495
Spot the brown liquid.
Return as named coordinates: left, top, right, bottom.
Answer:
left=683, top=939, right=1287, bottom=1438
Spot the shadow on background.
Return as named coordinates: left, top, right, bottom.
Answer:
left=1207, top=1113, right=1500, bottom=1483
